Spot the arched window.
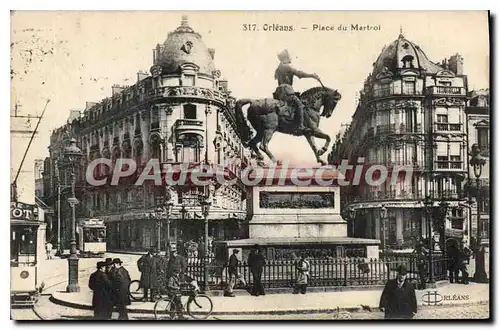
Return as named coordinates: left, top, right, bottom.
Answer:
left=183, top=104, right=197, bottom=120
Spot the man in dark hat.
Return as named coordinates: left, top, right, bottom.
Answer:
left=105, top=257, right=114, bottom=274
left=137, top=248, right=160, bottom=302
left=166, top=245, right=188, bottom=320
left=109, top=258, right=131, bottom=320
left=379, top=264, right=417, bottom=319
left=225, top=249, right=247, bottom=297
left=248, top=244, right=266, bottom=296
left=88, top=261, right=114, bottom=320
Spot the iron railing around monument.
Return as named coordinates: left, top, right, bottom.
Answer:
left=186, top=255, right=448, bottom=290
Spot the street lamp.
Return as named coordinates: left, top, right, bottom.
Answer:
left=154, top=190, right=174, bottom=253
left=200, top=194, right=211, bottom=291
left=438, top=200, right=449, bottom=253
left=470, top=143, right=488, bottom=283
left=63, top=138, right=83, bottom=293
left=379, top=204, right=388, bottom=252
left=423, top=195, right=434, bottom=285
left=348, top=207, right=356, bottom=237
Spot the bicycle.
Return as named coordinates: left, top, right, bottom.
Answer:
left=330, top=306, right=352, bottom=320
left=154, top=285, right=213, bottom=320
left=129, top=280, right=144, bottom=301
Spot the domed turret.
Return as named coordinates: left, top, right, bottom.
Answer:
left=372, top=32, right=443, bottom=77
left=154, top=16, right=215, bottom=76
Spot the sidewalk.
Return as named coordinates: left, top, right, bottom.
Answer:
left=50, top=282, right=489, bottom=315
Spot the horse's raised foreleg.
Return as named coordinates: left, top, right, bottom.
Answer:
left=311, top=128, right=331, bottom=156
left=304, top=133, right=325, bottom=165
left=259, top=128, right=276, bottom=163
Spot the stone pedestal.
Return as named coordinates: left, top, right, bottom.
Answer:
left=216, top=166, right=380, bottom=260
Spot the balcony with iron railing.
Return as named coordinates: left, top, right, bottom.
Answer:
left=174, top=119, right=204, bottom=140
left=435, top=160, right=463, bottom=171
left=435, top=123, right=463, bottom=132
left=429, top=190, right=466, bottom=200
left=375, top=123, right=423, bottom=135
left=369, top=86, right=424, bottom=100
left=426, top=86, right=466, bottom=96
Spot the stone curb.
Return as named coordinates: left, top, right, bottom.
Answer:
left=49, top=293, right=489, bottom=316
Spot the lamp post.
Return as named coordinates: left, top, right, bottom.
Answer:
left=64, top=138, right=82, bottom=293
left=348, top=207, right=356, bottom=237
left=423, top=195, right=434, bottom=285
left=164, top=196, right=174, bottom=253
left=379, top=204, right=388, bottom=253
left=438, top=200, right=449, bottom=254
left=470, top=143, right=488, bottom=283
left=200, top=194, right=211, bottom=291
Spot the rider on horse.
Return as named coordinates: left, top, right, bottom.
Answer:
left=273, top=49, right=321, bottom=134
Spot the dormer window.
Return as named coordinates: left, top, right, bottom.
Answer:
left=401, top=55, right=415, bottom=69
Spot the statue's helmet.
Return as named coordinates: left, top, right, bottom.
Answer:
left=277, top=49, right=291, bottom=64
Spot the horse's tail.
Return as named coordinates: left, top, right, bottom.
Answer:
left=235, top=99, right=253, bottom=146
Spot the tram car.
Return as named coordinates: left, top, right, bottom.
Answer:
left=10, top=201, right=45, bottom=306
left=77, top=218, right=106, bottom=257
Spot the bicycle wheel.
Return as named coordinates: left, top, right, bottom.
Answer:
left=187, top=294, right=213, bottom=320
left=154, top=298, right=177, bottom=320
left=129, top=280, right=144, bottom=301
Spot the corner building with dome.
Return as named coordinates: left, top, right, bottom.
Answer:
left=330, top=32, right=471, bottom=252
left=44, top=16, right=249, bottom=251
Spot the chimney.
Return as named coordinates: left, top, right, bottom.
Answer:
left=448, top=53, right=464, bottom=75
left=68, top=109, right=81, bottom=122
left=85, top=101, right=97, bottom=110
left=112, top=84, right=125, bottom=96
left=137, top=71, right=149, bottom=82
left=208, top=48, right=215, bottom=60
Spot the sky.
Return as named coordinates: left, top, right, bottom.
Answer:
left=10, top=11, right=489, bottom=166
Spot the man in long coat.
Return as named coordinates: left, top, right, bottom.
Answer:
left=248, top=244, right=266, bottom=296
left=379, top=265, right=418, bottom=319
left=137, top=248, right=160, bottom=302
left=110, top=258, right=132, bottom=320
left=88, top=261, right=114, bottom=320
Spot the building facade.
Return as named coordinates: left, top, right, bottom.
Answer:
left=330, top=32, right=471, bottom=251
left=45, top=16, right=249, bottom=251
left=466, top=89, right=490, bottom=246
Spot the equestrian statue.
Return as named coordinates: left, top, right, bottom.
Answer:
left=235, top=49, right=342, bottom=165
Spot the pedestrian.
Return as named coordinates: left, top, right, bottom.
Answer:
left=448, top=244, right=460, bottom=284
left=415, top=239, right=428, bottom=289
left=457, top=242, right=471, bottom=284
left=137, top=248, right=160, bottom=302
left=225, top=249, right=246, bottom=297
left=105, top=257, right=114, bottom=274
left=379, top=264, right=417, bottom=319
left=110, top=258, right=131, bottom=320
left=166, top=246, right=188, bottom=320
left=294, top=254, right=310, bottom=294
left=248, top=244, right=266, bottom=296
left=45, top=241, right=53, bottom=260
left=88, top=261, right=114, bottom=320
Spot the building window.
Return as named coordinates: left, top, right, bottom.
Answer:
left=151, top=106, right=160, bottom=124
left=477, top=127, right=489, bottom=151
left=181, top=135, right=201, bottom=163
left=439, top=81, right=452, bottom=86
left=183, top=104, right=197, bottom=120
left=182, top=74, right=195, bottom=87
left=402, top=80, right=416, bottom=95
left=437, top=114, right=448, bottom=123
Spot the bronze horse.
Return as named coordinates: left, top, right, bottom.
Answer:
left=235, top=86, right=341, bottom=165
